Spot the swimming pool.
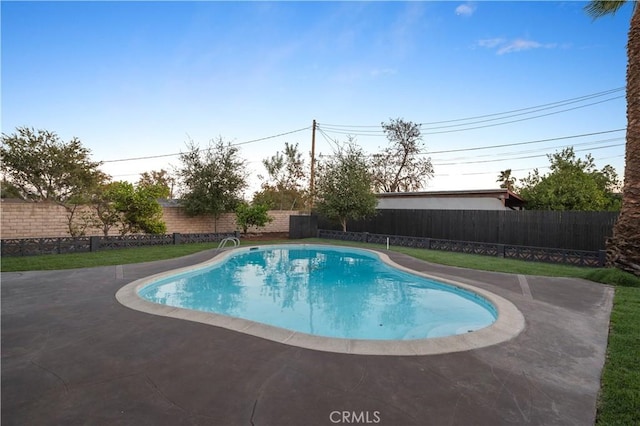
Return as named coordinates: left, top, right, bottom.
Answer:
left=116, top=244, right=525, bottom=355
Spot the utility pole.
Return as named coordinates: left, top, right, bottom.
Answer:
left=309, top=119, right=316, bottom=209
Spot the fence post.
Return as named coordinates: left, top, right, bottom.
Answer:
left=598, top=250, right=607, bottom=268
left=173, top=233, right=181, bottom=245
left=497, top=244, right=505, bottom=258
left=90, top=236, right=100, bottom=252
left=234, top=230, right=241, bottom=239
left=363, top=232, right=369, bottom=243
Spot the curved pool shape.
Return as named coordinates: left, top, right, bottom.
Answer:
left=116, top=245, right=525, bottom=355
left=140, top=246, right=496, bottom=339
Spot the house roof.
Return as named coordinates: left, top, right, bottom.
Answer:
left=376, top=188, right=525, bottom=202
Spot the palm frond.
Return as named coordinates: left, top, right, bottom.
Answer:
left=585, top=0, right=630, bottom=19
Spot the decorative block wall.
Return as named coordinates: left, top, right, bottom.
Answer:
left=0, top=200, right=299, bottom=238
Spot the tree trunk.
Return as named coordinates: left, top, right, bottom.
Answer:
left=607, top=5, right=640, bottom=276
left=341, top=218, right=347, bottom=232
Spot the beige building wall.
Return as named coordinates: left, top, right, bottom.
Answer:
left=0, top=200, right=299, bottom=239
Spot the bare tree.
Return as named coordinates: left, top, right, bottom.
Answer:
left=254, top=142, right=307, bottom=210
left=370, top=118, right=434, bottom=192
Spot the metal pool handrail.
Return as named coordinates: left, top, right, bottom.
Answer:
left=217, top=237, right=240, bottom=249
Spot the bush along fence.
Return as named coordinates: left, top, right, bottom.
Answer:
left=318, top=229, right=606, bottom=267
left=0, top=231, right=240, bottom=257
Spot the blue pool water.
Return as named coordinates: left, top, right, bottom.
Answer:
left=138, top=245, right=497, bottom=340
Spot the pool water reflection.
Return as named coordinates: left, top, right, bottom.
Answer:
left=138, top=245, right=497, bottom=340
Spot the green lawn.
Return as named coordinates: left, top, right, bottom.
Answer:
left=1, top=237, right=638, bottom=424
left=0, top=239, right=291, bottom=272
left=596, top=286, right=640, bottom=425
left=1, top=242, right=220, bottom=272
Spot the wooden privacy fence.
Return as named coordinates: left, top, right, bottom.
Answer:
left=318, top=210, right=618, bottom=251
left=1, top=232, right=239, bottom=257
left=318, top=230, right=606, bottom=267
left=289, top=215, right=318, bottom=239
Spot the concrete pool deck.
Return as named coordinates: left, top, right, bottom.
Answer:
left=2, top=246, right=613, bottom=425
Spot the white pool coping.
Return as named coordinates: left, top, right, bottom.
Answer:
left=115, top=244, right=525, bottom=356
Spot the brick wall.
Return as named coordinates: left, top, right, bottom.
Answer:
left=1, top=201, right=84, bottom=238
left=161, top=207, right=298, bottom=234
left=0, top=200, right=300, bottom=239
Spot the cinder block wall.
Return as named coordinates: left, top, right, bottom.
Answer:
left=0, top=201, right=88, bottom=238
left=0, top=200, right=299, bottom=238
left=161, top=207, right=297, bottom=234
left=161, top=207, right=236, bottom=234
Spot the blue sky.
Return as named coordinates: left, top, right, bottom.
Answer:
left=1, top=1, right=632, bottom=196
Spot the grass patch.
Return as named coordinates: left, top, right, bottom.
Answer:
left=393, top=246, right=593, bottom=277
left=585, top=268, right=640, bottom=288
left=0, top=239, right=293, bottom=272
left=596, top=286, right=640, bottom=425
left=0, top=243, right=220, bottom=272
left=0, top=237, right=620, bottom=281
left=301, top=238, right=596, bottom=278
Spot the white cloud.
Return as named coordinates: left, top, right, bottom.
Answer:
left=455, top=2, right=476, bottom=17
left=477, top=38, right=505, bottom=49
left=370, top=68, right=397, bottom=77
left=477, top=37, right=559, bottom=55
left=497, top=39, right=542, bottom=54
left=497, top=39, right=557, bottom=55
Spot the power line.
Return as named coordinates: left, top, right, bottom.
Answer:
left=320, top=93, right=624, bottom=133
left=432, top=143, right=624, bottom=166
left=316, top=126, right=340, bottom=153
left=317, top=128, right=625, bottom=159
left=318, top=86, right=624, bottom=129
left=432, top=154, right=625, bottom=177
left=422, top=88, right=623, bottom=126
left=421, top=97, right=623, bottom=131
left=427, top=128, right=625, bottom=155
left=318, top=95, right=624, bottom=137
left=433, top=137, right=624, bottom=162
left=423, top=97, right=623, bottom=135
left=101, top=126, right=311, bottom=164
left=107, top=136, right=624, bottom=185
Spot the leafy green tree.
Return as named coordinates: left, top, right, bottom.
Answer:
left=138, top=169, right=174, bottom=199
left=253, top=142, right=307, bottom=210
left=497, top=169, right=516, bottom=191
left=0, top=127, right=108, bottom=236
left=93, top=181, right=166, bottom=235
left=64, top=203, right=97, bottom=237
left=586, top=1, right=640, bottom=274
left=518, top=147, right=621, bottom=211
left=1, top=178, right=23, bottom=199
left=92, top=183, right=124, bottom=236
left=123, top=184, right=167, bottom=234
left=0, top=127, right=107, bottom=202
left=177, top=138, right=247, bottom=232
left=316, top=140, right=378, bottom=231
left=235, top=202, right=274, bottom=234
left=370, top=118, right=434, bottom=192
